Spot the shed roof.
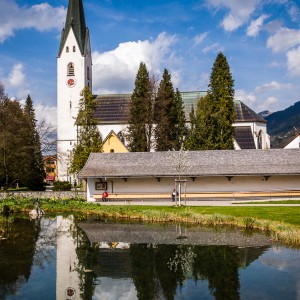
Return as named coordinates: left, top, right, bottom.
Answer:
left=78, top=149, right=300, bottom=178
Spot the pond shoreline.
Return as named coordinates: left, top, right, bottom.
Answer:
left=1, top=196, right=300, bottom=247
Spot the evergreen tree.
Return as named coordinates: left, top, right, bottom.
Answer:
left=127, top=62, right=153, bottom=152
left=70, top=87, right=102, bottom=174
left=154, top=69, right=176, bottom=151
left=207, top=52, right=235, bottom=149
left=23, top=95, right=45, bottom=190
left=0, top=96, right=26, bottom=189
left=185, top=95, right=213, bottom=150
left=170, top=89, right=187, bottom=150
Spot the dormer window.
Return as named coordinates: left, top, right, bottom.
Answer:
left=67, top=63, right=75, bottom=76
left=73, top=46, right=76, bottom=52
left=66, top=46, right=69, bottom=53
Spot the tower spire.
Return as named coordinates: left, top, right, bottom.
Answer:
left=58, top=0, right=88, bottom=56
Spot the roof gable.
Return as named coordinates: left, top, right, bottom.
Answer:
left=101, top=130, right=128, bottom=153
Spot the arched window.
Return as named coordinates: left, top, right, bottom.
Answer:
left=67, top=63, right=75, bottom=76
left=66, top=46, right=69, bottom=53
left=73, top=46, right=76, bottom=52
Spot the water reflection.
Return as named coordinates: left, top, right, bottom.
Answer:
left=0, top=215, right=300, bottom=300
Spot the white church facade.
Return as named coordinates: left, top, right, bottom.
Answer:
left=57, top=0, right=270, bottom=182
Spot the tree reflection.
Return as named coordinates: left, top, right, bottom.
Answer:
left=130, top=244, right=160, bottom=300
left=0, top=215, right=40, bottom=298
left=192, top=246, right=240, bottom=300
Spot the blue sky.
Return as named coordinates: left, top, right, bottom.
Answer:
left=0, top=0, right=300, bottom=125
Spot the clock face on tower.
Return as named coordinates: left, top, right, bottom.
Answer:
left=66, top=77, right=76, bottom=88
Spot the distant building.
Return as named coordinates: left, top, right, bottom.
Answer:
left=284, top=133, right=300, bottom=149
left=44, top=155, right=57, bottom=185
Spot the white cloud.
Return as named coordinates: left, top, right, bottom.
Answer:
left=5, top=63, right=31, bottom=99
left=263, top=96, right=279, bottom=108
left=202, top=43, right=223, bottom=54
left=205, top=0, right=259, bottom=31
left=247, top=14, right=269, bottom=37
left=92, top=32, right=178, bottom=94
left=235, top=89, right=256, bottom=104
left=253, top=81, right=292, bottom=94
left=7, top=63, right=25, bottom=87
left=0, top=0, right=66, bottom=43
left=288, top=4, right=300, bottom=22
left=287, top=45, right=300, bottom=76
left=35, top=103, right=57, bottom=125
left=267, top=27, right=300, bottom=53
left=235, top=80, right=294, bottom=112
left=193, top=32, right=208, bottom=46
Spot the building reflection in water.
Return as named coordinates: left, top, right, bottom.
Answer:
left=1, top=216, right=299, bottom=300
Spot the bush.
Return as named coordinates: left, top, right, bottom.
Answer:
left=53, top=181, right=72, bottom=191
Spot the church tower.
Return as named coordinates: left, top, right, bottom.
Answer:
left=57, top=0, right=92, bottom=181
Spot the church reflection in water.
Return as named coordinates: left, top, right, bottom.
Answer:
left=1, top=215, right=300, bottom=300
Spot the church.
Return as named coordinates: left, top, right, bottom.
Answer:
left=57, top=0, right=270, bottom=182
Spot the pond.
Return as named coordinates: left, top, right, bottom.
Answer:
left=0, top=214, right=299, bottom=300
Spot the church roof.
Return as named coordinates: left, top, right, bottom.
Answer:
left=78, top=149, right=300, bottom=178
left=234, top=100, right=267, bottom=123
left=94, top=92, right=266, bottom=124
left=234, top=126, right=256, bottom=149
left=58, top=0, right=88, bottom=56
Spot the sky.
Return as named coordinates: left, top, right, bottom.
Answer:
left=0, top=0, right=300, bottom=125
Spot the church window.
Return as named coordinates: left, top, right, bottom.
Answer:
left=67, top=63, right=75, bottom=76
left=73, top=46, right=76, bottom=52
left=66, top=46, right=69, bottom=53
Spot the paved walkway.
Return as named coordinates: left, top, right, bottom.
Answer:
left=98, top=200, right=300, bottom=206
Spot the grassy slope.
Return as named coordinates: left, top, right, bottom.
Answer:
left=107, top=206, right=300, bottom=226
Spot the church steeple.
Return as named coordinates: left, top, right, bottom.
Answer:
left=58, top=0, right=88, bottom=57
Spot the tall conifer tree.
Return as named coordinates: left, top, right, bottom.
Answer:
left=70, top=87, right=102, bottom=174
left=127, top=62, right=153, bottom=152
left=207, top=52, right=235, bottom=149
left=170, top=89, right=187, bottom=150
left=154, top=69, right=176, bottom=151
left=23, top=95, right=45, bottom=190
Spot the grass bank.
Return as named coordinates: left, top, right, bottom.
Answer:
left=234, top=200, right=300, bottom=205
left=1, top=197, right=300, bottom=247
